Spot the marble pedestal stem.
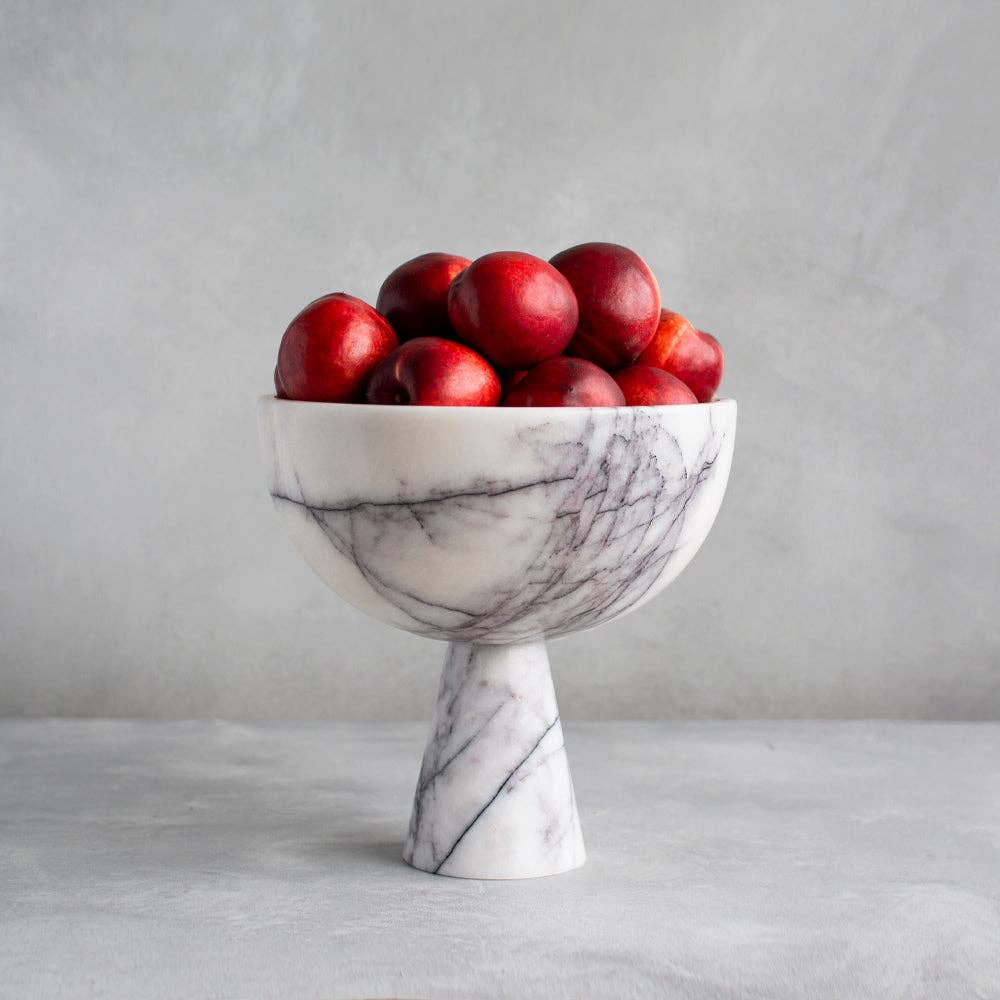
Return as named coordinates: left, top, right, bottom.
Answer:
left=403, top=639, right=586, bottom=879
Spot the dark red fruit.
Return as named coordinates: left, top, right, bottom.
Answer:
left=550, top=242, right=660, bottom=368
left=365, top=336, right=500, bottom=407
left=502, top=357, right=625, bottom=408
left=447, top=251, right=578, bottom=369
left=277, top=293, right=398, bottom=403
left=636, top=310, right=723, bottom=403
left=376, top=252, right=471, bottom=341
left=612, top=365, right=698, bottom=405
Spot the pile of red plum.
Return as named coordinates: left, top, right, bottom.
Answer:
left=274, top=243, right=723, bottom=408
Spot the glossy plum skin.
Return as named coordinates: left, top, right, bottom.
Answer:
left=365, top=336, right=501, bottom=407
left=502, top=357, right=625, bottom=408
left=376, top=252, right=471, bottom=341
left=277, top=293, right=398, bottom=403
left=636, top=310, right=724, bottom=403
left=612, top=365, right=698, bottom=405
left=550, top=242, right=660, bottom=369
left=447, top=251, right=579, bottom=369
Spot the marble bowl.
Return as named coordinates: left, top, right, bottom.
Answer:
left=259, top=396, right=737, bottom=879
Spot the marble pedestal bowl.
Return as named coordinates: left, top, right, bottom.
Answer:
left=259, top=396, right=737, bottom=880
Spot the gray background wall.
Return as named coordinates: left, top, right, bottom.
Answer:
left=2, top=0, right=998, bottom=720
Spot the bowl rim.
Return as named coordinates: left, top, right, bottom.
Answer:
left=260, top=394, right=736, bottom=413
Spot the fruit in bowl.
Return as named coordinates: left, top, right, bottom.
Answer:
left=613, top=364, right=698, bottom=406
left=273, top=242, right=724, bottom=406
left=276, top=292, right=397, bottom=403
left=375, top=252, right=471, bottom=342
left=447, top=250, right=580, bottom=370
left=637, top=309, right=724, bottom=403
left=365, top=336, right=501, bottom=407
left=502, top=356, right=625, bottom=407
left=550, top=241, right=661, bottom=369
left=262, top=240, right=736, bottom=881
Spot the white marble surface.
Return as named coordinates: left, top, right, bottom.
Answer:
left=404, top=640, right=585, bottom=879
left=2, top=720, right=999, bottom=999
left=260, top=398, right=736, bottom=643
left=259, top=400, right=735, bottom=881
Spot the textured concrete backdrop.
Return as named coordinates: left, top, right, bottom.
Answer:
left=2, top=0, right=998, bottom=720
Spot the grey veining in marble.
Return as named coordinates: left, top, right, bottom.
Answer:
left=259, top=399, right=736, bottom=644
left=404, top=640, right=584, bottom=878
left=2, top=720, right=999, bottom=1000
left=258, top=398, right=736, bottom=877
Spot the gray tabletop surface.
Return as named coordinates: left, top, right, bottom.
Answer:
left=2, top=719, right=999, bottom=999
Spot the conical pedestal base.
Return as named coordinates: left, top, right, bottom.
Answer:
left=403, top=639, right=586, bottom=879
